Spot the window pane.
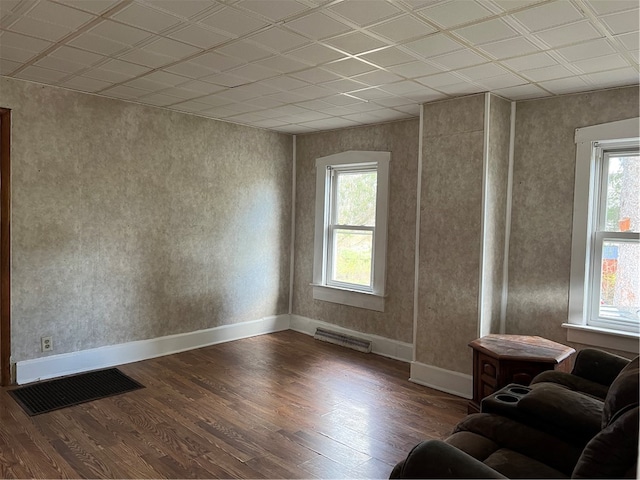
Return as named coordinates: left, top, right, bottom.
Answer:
left=599, top=241, right=640, bottom=324
left=331, top=229, right=372, bottom=287
left=335, top=170, right=377, bottom=226
left=604, top=154, right=639, bottom=232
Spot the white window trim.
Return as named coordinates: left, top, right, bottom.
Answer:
left=312, top=150, right=390, bottom=312
left=565, top=117, right=640, bottom=353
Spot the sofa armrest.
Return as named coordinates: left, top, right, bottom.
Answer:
left=571, top=348, right=630, bottom=386
left=390, top=440, right=506, bottom=479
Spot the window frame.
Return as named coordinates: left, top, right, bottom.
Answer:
left=312, top=151, right=390, bottom=312
left=566, top=117, right=640, bottom=353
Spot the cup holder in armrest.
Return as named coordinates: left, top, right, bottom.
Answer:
left=495, top=394, right=519, bottom=403
left=480, top=384, right=532, bottom=418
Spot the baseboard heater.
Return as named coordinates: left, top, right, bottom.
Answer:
left=314, top=328, right=372, bottom=353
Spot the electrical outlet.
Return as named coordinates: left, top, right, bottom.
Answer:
left=41, top=336, right=53, bottom=352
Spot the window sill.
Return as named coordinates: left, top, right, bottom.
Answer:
left=562, top=323, right=639, bottom=354
left=312, top=284, right=385, bottom=312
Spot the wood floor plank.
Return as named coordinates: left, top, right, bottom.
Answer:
left=1, top=330, right=467, bottom=478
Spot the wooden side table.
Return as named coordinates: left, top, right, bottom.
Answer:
left=468, top=334, right=575, bottom=414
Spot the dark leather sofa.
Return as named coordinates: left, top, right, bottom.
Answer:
left=391, top=349, right=638, bottom=479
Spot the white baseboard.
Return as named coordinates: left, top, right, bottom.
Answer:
left=289, top=314, right=413, bottom=362
left=16, top=315, right=290, bottom=384
left=410, top=361, right=473, bottom=399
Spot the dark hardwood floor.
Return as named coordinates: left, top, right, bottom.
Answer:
left=0, top=330, right=467, bottom=478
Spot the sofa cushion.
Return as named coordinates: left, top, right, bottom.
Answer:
left=602, top=356, right=639, bottom=429
left=445, top=431, right=499, bottom=461
left=573, top=405, right=639, bottom=479
left=530, top=370, right=609, bottom=399
left=483, top=449, right=568, bottom=479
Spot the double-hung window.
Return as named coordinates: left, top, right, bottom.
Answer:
left=567, top=117, right=640, bottom=351
left=312, top=151, right=390, bottom=312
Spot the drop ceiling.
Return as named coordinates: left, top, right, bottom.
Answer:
left=0, top=0, right=638, bottom=134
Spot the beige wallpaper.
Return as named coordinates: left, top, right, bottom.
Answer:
left=3, top=77, right=293, bottom=362
left=292, top=120, right=419, bottom=344
left=482, top=95, right=512, bottom=335
left=507, top=86, right=640, bottom=346
left=416, top=94, right=485, bottom=373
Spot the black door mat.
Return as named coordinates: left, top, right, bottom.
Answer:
left=8, top=368, right=144, bottom=416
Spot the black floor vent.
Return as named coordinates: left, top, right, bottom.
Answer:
left=8, top=368, right=144, bottom=416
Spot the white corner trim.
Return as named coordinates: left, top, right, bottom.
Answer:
left=575, top=117, right=639, bottom=143
left=289, top=135, right=297, bottom=315
left=413, top=104, right=424, bottom=362
left=500, top=101, right=516, bottom=334
left=562, top=323, right=639, bottom=354
left=289, top=314, right=413, bottom=362
left=16, top=315, right=291, bottom=385
left=409, top=361, right=473, bottom=399
left=478, top=93, right=491, bottom=338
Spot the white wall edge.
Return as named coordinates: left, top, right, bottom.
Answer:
left=409, top=361, right=473, bottom=399
left=500, top=101, right=516, bottom=334
left=290, top=314, right=413, bottom=363
left=16, top=315, right=291, bottom=384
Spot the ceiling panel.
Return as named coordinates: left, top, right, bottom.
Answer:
left=0, top=0, right=637, bottom=134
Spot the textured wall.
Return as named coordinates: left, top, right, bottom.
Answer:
left=507, top=86, right=640, bottom=345
left=416, top=94, right=485, bottom=373
left=481, top=95, right=512, bottom=335
left=3, top=77, right=293, bottom=362
left=292, top=120, right=419, bottom=343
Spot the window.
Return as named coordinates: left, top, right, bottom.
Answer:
left=567, top=117, right=640, bottom=352
left=312, top=151, right=390, bottom=311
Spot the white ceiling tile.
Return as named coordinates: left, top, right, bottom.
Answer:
left=521, top=64, right=574, bottom=81
left=290, top=84, right=334, bottom=100
left=202, top=72, right=248, bottom=87
left=248, top=27, right=310, bottom=53
left=15, top=65, right=69, bottom=83
left=501, top=52, right=557, bottom=71
left=144, top=70, right=191, bottom=86
left=388, top=61, right=444, bottom=78
left=534, top=21, right=602, bottom=48
left=196, top=95, right=238, bottom=108
left=49, top=46, right=104, bottom=64
left=215, top=85, right=272, bottom=101
left=479, top=36, right=541, bottom=59
left=490, top=0, right=547, bottom=12
left=124, top=76, right=168, bottom=91
left=454, top=18, right=519, bottom=45
left=360, top=47, right=417, bottom=67
left=436, top=81, right=484, bottom=95
left=169, top=99, right=213, bottom=112
left=141, top=37, right=201, bottom=58
left=0, top=58, right=21, bottom=75
left=168, top=25, right=230, bottom=49
left=328, top=0, right=402, bottom=27
left=492, top=83, right=549, bottom=100
left=236, top=0, right=310, bottom=21
left=583, top=67, right=639, bottom=87
left=260, top=76, right=310, bottom=91
left=284, top=12, right=351, bottom=40
left=103, top=84, right=153, bottom=99
left=157, top=86, right=202, bottom=99
left=380, top=79, right=433, bottom=94
left=216, top=41, right=273, bottom=62
left=347, top=87, right=390, bottom=100
left=394, top=104, right=421, bottom=115
left=83, top=67, right=132, bottom=83
left=322, top=58, right=377, bottom=76
left=322, top=94, right=367, bottom=106
left=600, top=9, right=640, bottom=35
left=56, top=1, right=120, bottom=15
left=111, top=3, right=182, bottom=33
left=430, top=50, right=488, bottom=69
left=296, top=99, right=335, bottom=111
left=229, top=63, right=278, bottom=82
left=403, top=90, right=447, bottom=103
left=512, top=1, right=584, bottom=32
left=243, top=96, right=285, bottom=109
left=190, top=52, right=244, bottom=71
left=34, top=56, right=87, bottom=74
left=537, top=76, right=591, bottom=94
left=143, top=1, right=215, bottom=19
left=458, top=62, right=509, bottom=80
left=138, top=92, right=183, bottom=106
left=100, top=58, right=152, bottom=76
left=403, top=33, right=464, bottom=58
left=325, top=32, right=388, bottom=55
left=301, top=117, right=361, bottom=129
left=9, top=16, right=72, bottom=41
left=419, top=0, right=493, bottom=28
left=585, top=0, right=639, bottom=15
left=89, top=21, right=154, bottom=46
left=415, top=71, right=463, bottom=87
left=346, top=100, right=394, bottom=112
left=374, top=95, right=416, bottom=107
left=352, top=69, right=404, bottom=86
left=287, top=44, right=346, bottom=65
left=369, top=15, right=437, bottom=43
left=555, top=38, right=616, bottom=61
left=616, top=31, right=639, bottom=50
left=322, top=77, right=368, bottom=92
left=0, top=45, right=37, bottom=62
left=0, top=30, right=52, bottom=52
left=61, top=75, right=112, bottom=92
left=573, top=54, right=630, bottom=73
left=26, top=1, right=94, bottom=28
left=286, top=111, right=332, bottom=123
left=163, top=60, right=216, bottom=78
left=118, top=49, right=174, bottom=68
left=68, top=33, right=129, bottom=55
left=255, top=55, right=308, bottom=73
left=476, top=72, right=526, bottom=89
left=290, top=67, right=341, bottom=83
left=199, top=7, right=267, bottom=37
left=170, top=79, right=224, bottom=95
